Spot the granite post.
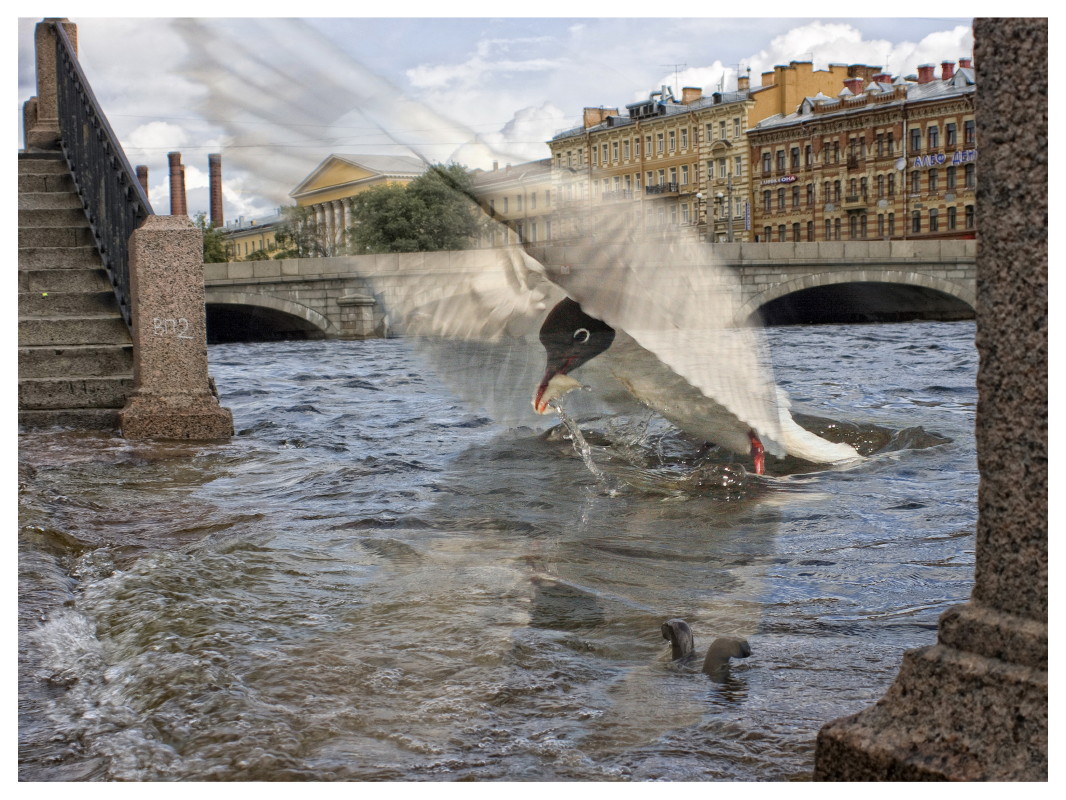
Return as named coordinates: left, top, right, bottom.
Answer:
left=813, top=18, right=1047, bottom=781
left=23, top=18, right=77, bottom=151
left=119, top=215, right=234, bottom=439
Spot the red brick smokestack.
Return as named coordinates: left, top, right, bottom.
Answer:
left=942, top=61, right=956, bottom=81
left=843, top=77, right=864, bottom=95
left=136, top=165, right=148, bottom=196
left=168, top=151, right=187, bottom=216
left=917, top=64, right=936, bottom=84
left=208, top=153, right=223, bottom=228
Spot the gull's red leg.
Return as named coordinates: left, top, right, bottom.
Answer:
left=748, top=430, right=765, bottom=475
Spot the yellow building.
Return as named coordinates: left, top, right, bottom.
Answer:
left=288, top=154, right=427, bottom=254
left=221, top=212, right=284, bottom=260
left=548, top=62, right=867, bottom=243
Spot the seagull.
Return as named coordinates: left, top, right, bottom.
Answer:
left=174, top=20, right=861, bottom=474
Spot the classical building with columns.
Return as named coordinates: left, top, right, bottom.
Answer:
left=289, top=154, right=427, bottom=255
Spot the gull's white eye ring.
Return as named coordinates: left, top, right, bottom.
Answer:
left=574, top=328, right=590, bottom=343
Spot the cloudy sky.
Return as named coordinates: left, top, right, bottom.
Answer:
left=19, top=6, right=992, bottom=225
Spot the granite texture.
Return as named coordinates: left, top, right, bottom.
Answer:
left=24, top=19, right=77, bottom=150
left=813, top=18, right=1048, bottom=781
left=119, top=215, right=233, bottom=440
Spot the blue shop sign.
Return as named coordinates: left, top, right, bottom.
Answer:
left=913, top=149, right=977, bottom=169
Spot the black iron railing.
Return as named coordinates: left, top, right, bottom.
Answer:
left=53, top=22, right=152, bottom=326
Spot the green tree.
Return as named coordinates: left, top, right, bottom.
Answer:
left=272, top=205, right=337, bottom=259
left=348, top=163, right=485, bottom=254
left=195, top=212, right=228, bottom=263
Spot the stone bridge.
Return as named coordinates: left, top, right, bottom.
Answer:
left=203, top=239, right=976, bottom=340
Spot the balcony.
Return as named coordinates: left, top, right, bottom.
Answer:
left=600, top=189, right=635, bottom=203
left=643, top=182, right=679, bottom=197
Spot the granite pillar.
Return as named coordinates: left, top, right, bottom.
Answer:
left=23, top=18, right=77, bottom=151
left=119, top=215, right=234, bottom=440
left=813, top=18, right=1047, bottom=781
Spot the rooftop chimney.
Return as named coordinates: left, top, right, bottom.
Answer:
left=208, top=153, right=223, bottom=228
left=583, top=107, right=618, bottom=129
left=843, top=77, right=864, bottom=95
left=681, top=86, right=702, bottom=104
left=917, top=64, right=936, bottom=84
left=737, top=74, right=750, bottom=92
left=167, top=152, right=187, bottom=217
left=136, top=165, right=148, bottom=197
left=941, top=61, right=956, bottom=81
left=873, top=72, right=893, bottom=85
left=959, top=57, right=973, bottom=70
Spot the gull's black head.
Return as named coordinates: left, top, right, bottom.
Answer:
left=533, top=298, right=615, bottom=413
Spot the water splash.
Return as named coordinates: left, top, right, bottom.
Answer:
left=547, top=401, right=621, bottom=496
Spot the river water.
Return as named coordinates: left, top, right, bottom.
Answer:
left=19, top=320, right=978, bottom=782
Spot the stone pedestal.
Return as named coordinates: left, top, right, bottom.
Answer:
left=119, top=215, right=234, bottom=440
left=23, top=18, right=77, bottom=151
left=814, top=18, right=1047, bottom=781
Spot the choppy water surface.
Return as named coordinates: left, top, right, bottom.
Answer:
left=19, top=321, right=978, bottom=781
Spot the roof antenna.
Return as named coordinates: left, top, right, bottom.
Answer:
left=659, top=63, right=686, bottom=98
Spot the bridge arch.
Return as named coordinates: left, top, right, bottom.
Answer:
left=741, top=269, right=975, bottom=326
left=205, top=291, right=334, bottom=343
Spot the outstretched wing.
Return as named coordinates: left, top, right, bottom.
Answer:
left=537, top=214, right=789, bottom=456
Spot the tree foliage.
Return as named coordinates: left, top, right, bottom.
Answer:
left=195, top=212, right=228, bottom=263
left=348, top=163, right=485, bottom=254
left=272, top=205, right=340, bottom=259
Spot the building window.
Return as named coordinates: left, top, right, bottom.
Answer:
left=929, top=208, right=939, bottom=232
left=763, top=189, right=772, bottom=212
left=849, top=215, right=858, bottom=239
left=707, top=161, right=714, bottom=181
left=623, top=140, right=630, bottom=160
left=887, top=132, right=894, bottom=154
left=778, top=224, right=786, bottom=241
left=877, top=174, right=885, bottom=197
left=806, top=184, right=814, bottom=205
left=823, top=181, right=831, bottom=204
left=503, top=197, right=509, bottom=213
left=965, top=204, right=975, bottom=228
left=888, top=213, right=895, bottom=237
left=719, top=121, right=726, bottom=139
left=834, top=218, right=841, bottom=239
left=825, top=219, right=832, bottom=240
left=833, top=181, right=841, bottom=202
left=657, top=133, right=664, bottom=153
left=634, top=138, right=640, bottom=157
left=946, top=123, right=957, bottom=146
left=530, top=222, right=538, bottom=241
left=807, top=221, right=814, bottom=242
left=612, top=141, right=619, bottom=161
left=910, top=128, right=922, bottom=152
left=777, top=188, right=785, bottom=210
left=861, top=214, right=868, bottom=238
left=706, top=123, right=714, bottom=141
left=592, top=148, right=598, bottom=166
left=878, top=214, right=885, bottom=237
left=964, top=120, right=976, bottom=144
left=733, top=118, right=741, bottom=137
left=516, top=194, right=523, bottom=211
left=805, top=144, right=813, bottom=167
left=776, top=150, right=786, bottom=171
left=876, top=132, right=884, bottom=156
left=668, top=131, right=676, bottom=151
left=734, top=156, right=743, bottom=176
left=928, top=125, right=939, bottom=148
left=681, top=204, right=690, bottom=224
left=762, top=152, right=772, bottom=174
left=680, top=165, right=689, bottom=185
left=888, top=173, right=895, bottom=197
left=680, top=128, right=688, bottom=149
left=645, top=135, right=652, bottom=156
left=965, top=163, right=976, bottom=189
left=860, top=177, right=868, bottom=198
left=911, top=171, right=921, bottom=194
left=912, top=210, right=921, bottom=233
left=791, top=147, right=800, bottom=169
left=669, top=167, right=677, bottom=185
left=928, top=169, right=938, bottom=194
left=718, top=158, right=727, bottom=178
left=948, top=206, right=957, bottom=230
left=947, top=166, right=957, bottom=190
left=793, top=222, right=801, bottom=241
left=657, top=168, right=665, bottom=185
left=792, top=185, right=800, bottom=208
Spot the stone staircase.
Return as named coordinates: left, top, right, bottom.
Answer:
left=18, top=151, right=135, bottom=430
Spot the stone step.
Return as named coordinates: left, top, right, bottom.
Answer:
left=19, top=190, right=82, bottom=210
left=18, top=408, right=121, bottom=432
left=19, top=290, right=119, bottom=316
left=17, top=173, right=77, bottom=195
left=18, top=226, right=96, bottom=249
left=19, top=154, right=68, bottom=173
left=19, top=245, right=102, bottom=270
left=18, top=375, right=134, bottom=410
left=19, top=208, right=90, bottom=229
left=19, top=344, right=134, bottom=379
left=19, top=315, right=131, bottom=347
left=19, top=267, right=112, bottom=293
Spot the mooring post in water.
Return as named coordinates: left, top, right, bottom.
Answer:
left=813, top=17, right=1048, bottom=781
left=119, top=215, right=234, bottom=439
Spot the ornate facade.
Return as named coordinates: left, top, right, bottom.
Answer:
left=748, top=60, right=977, bottom=242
